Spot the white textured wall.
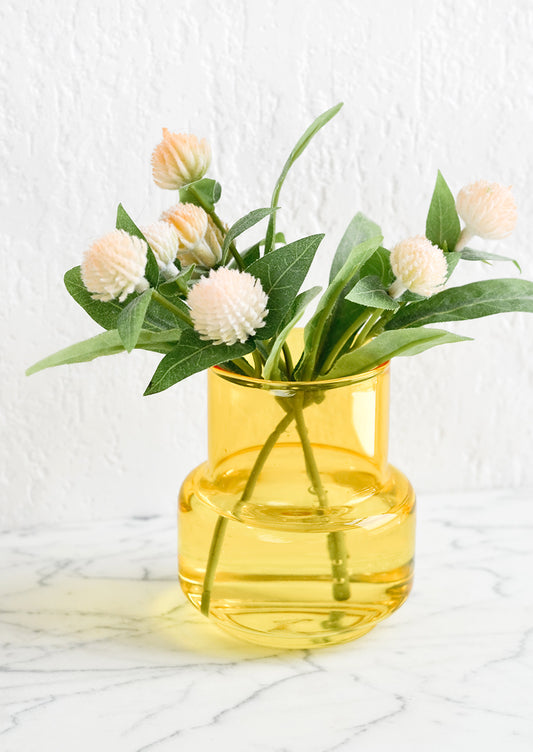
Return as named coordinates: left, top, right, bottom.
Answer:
left=2, top=0, right=533, bottom=527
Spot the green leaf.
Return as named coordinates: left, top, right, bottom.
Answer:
left=117, top=289, right=153, bottom=352
left=241, top=243, right=261, bottom=268
left=64, top=266, right=185, bottom=333
left=230, top=233, right=287, bottom=270
left=263, top=287, right=321, bottom=380
left=247, top=234, right=324, bottom=339
left=330, top=212, right=382, bottom=282
left=460, top=247, right=521, bottom=272
left=445, top=251, right=461, bottom=280
left=265, top=103, right=343, bottom=254
left=296, top=234, right=383, bottom=379
left=144, top=296, right=189, bottom=331
left=387, top=278, right=533, bottom=329
left=325, top=327, right=472, bottom=379
left=313, top=298, right=367, bottom=371
left=346, top=275, right=399, bottom=310
left=64, top=266, right=127, bottom=330
left=144, top=329, right=255, bottom=395
left=26, top=329, right=184, bottom=376
left=221, top=207, right=276, bottom=264
left=425, top=170, right=461, bottom=251
left=359, top=246, right=394, bottom=287
left=179, top=178, right=222, bottom=213
left=116, top=203, right=159, bottom=286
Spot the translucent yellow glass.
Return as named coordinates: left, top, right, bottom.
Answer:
left=179, top=357, right=415, bottom=649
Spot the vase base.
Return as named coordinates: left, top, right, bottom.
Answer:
left=182, top=582, right=412, bottom=649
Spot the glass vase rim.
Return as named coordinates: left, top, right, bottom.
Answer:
left=211, top=360, right=390, bottom=391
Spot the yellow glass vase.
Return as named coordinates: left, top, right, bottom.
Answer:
left=179, top=358, right=415, bottom=649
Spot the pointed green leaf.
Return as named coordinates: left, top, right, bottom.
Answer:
left=265, top=103, right=343, bottom=254
left=346, top=275, right=399, bottom=310
left=445, top=251, right=461, bottom=280
left=263, top=287, right=322, bottom=380
left=330, top=213, right=382, bottom=282
left=116, top=203, right=159, bottom=286
left=179, top=178, right=222, bottom=213
left=229, top=233, right=287, bottom=270
left=221, top=207, right=276, bottom=264
left=296, top=234, right=383, bottom=379
left=460, top=247, right=521, bottom=272
left=387, top=278, right=533, bottom=329
left=359, top=246, right=394, bottom=287
left=64, top=266, right=185, bottom=332
left=64, top=266, right=127, bottom=330
left=144, top=329, right=255, bottom=395
left=26, top=329, right=184, bottom=376
left=247, top=234, right=324, bottom=338
left=325, top=328, right=472, bottom=379
left=241, top=243, right=261, bottom=268
left=117, top=290, right=153, bottom=352
left=426, top=171, right=461, bottom=251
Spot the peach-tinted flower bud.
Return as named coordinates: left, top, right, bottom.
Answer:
left=151, top=129, right=211, bottom=190
left=81, top=230, right=148, bottom=302
left=140, top=221, right=180, bottom=277
left=161, top=203, right=221, bottom=267
left=456, top=181, right=517, bottom=248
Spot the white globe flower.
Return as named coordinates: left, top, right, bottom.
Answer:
left=141, top=221, right=180, bottom=278
left=81, top=230, right=149, bottom=302
left=389, top=235, right=447, bottom=298
left=188, top=267, right=268, bottom=346
left=151, top=129, right=211, bottom=190
left=456, top=181, right=517, bottom=250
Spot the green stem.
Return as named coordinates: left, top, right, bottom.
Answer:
left=200, top=410, right=295, bottom=616
left=230, top=357, right=255, bottom=377
left=282, top=342, right=294, bottom=379
left=320, top=310, right=370, bottom=375
left=151, top=290, right=193, bottom=327
left=351, top=308, right=384, bottom=350
left=292, top=398, right=351, bottom=600
left=252, top=350, right=263, bottom=378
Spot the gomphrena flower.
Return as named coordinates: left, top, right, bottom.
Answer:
left=389, top=235, right=447, bottom=298
left=188, top=267, right=268, bottom=346
left=456, top=181, right=517, bottom=249
left=161, top=203, right=222, bottom=267
left=141, top=221, right=180, bottom=277
left=81, top=230, right=149, bottom=302
left=151, top=129, right=211, bottom=190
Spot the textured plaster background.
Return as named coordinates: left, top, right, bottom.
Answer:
left=2, top=0, right=533, bottom=526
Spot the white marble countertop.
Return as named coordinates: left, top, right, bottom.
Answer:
left=1, top=490, right=532, bottom=751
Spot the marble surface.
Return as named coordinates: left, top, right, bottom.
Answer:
left=1, top=490, right=532, bottom=751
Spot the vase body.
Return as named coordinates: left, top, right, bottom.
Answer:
left=179, top=361, right=415, bottom=649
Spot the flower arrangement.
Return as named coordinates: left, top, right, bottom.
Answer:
left=27, top=103, right=533, bottom=631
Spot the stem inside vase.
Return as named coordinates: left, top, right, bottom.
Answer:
left=199, top=391, right=351, bottom=615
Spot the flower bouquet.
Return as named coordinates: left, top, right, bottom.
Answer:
left=28, top=103, right=533, bottom=648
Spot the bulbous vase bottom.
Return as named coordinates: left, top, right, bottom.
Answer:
left=179, top=460, right=415, bottom=650
left=180, top=578, right=413, bottom=649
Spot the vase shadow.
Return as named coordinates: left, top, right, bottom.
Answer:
left=3, top=571, right=285, bottom=663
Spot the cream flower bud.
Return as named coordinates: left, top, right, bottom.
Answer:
left=204, top=215, right=224, bottom=261
left=151, top=129, right=211, bottom=190
left=161, top=203, right=221, bottom=267
left=188, top=267, right=268, bottom=346
left=140, top=221, right=180, bottom=276
left=456, top=180, right=517, bottom=243
left=81, top=230, right=149, bottom=302
left=389, top=235, right=447, bottom=298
